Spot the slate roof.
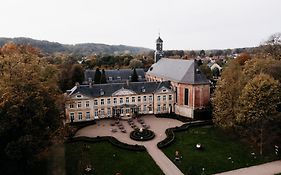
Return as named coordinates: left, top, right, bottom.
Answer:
left=84, top=68, right=145, bottom=84
left=68, top=81, right=172, bottom=98
left=156, top=36, right=163, bottom=43
left=146, top=58, right=209, bottom=84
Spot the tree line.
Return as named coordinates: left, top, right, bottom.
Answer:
left=212, top=33, right=281, bottom=155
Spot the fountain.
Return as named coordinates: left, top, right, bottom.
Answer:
left=130, top=128, right=155, bottom=141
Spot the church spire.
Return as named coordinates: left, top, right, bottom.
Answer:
left=155, top=34, right=164, bottom=62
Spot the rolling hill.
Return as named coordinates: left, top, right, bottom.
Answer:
left=0, top=37, right=152, bottom=55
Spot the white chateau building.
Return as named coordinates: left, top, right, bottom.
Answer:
left=64, top=36, right=210, bottom=123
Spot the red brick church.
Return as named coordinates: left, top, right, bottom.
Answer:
left=146, top=36, right=210, bottom=118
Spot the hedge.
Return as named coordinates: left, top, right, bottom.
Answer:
left=155, top=113, right=193, bottom=122
left=66, top=136, right=146, bottom=151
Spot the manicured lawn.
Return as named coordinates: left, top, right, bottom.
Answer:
left=162, top=125, right=277, bottom=175
left=65, top=141, right=164, bottom=175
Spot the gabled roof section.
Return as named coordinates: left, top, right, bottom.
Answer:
left=67, top=81, right=172, bottom=98
left=112, top=88, right=136, bottom=96
left=147, top=58, right=209, bottom=84
left=84, top=68, right=145, bottom=83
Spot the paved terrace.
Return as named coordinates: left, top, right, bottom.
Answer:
left=76, top=115, right=184, bottom=175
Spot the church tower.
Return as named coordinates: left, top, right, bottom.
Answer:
left=154, top=35, right=164, bottom=62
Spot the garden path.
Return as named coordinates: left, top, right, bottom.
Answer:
left=76, top=115, right=184, bottom=175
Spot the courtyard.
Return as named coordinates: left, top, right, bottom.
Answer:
left=75, top=115, right=185, bottom=175
left=73, top=115, right=280, bottom=175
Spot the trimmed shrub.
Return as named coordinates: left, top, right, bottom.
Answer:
left=155, top=113, right=192, bottom=122
left=66, top=136, right=146, bottom=151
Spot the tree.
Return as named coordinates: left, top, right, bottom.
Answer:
left=0, top=43, right=62, bottom=174
left=70, top=64, right=84, bottom=85
left=259, top=33, right=281, bottom=60
left=189, top=50, right=197, bottom=58
left=213, top=59, right=245, bottom=129
left=236, top=52, right=251, bottom=65
left=236, top=74, right=280, bottom=155
left=129, top=58, right=143, bottom=68
left=131, top=68, right=139, bottom=82
left=94, top=68, right=101, bottom=84
left=199, top=50, right=205, bottom=57
left=100, top=69, right=107, bottom=84
left=212, top=67, right=220, bottom=78
left=213, top=57, right=281, bottom=154
left=199, top=63, right=212, bottom=80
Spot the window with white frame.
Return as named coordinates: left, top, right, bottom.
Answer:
left=69, top=103, right=74, bottom=108
left=163, top=104, right=167, bottom=111
left=132, top=97, right=135, bottom=103
left=157, top=104, right=161, bottom=112
left=113, top=98, right=117, bottom=104
left=85, top=101, right=90, bottom=108
left=149, top=95, right=153, bottom=102
left=138, top=96, right=141, bottom=102
left=101, top=99, right=104, bottom=105
left=169, top=94, right=172, bottom=101
left=157, top=96, right=161, bottom=101
left=120, top=98, right=123, bottom=104
left=148, top=105, right=152, bottom=112
left=86, top=112, right=90, bottom=120
left=94, top=109, right=98, bottom=117
left=107, top=108, right=111, bottom=116
left=126, top=108, right=130, bottom=114
left=70, top=112, right=74, bottom=121
left=143, top=105, right=147, bottom=113
left=77, top=101, right=82, bottom=108
left=101, top=108, right=104, bottom=116
left=120, top=108, right=124, bottom=114
left=143, top=96, right=147, bottom=102
left=78, top=112, right=83, bottom=120
left=107, top=98, right=111, bottom=105
left=126, top=97, right=129, bottom=103
left=94, top=99, right=98, bottom=106
left=163, top=95, right=166, bottom=101
left=109, top=77, right=113, bottom=81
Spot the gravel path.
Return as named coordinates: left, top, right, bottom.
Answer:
left=76, top=115, right=184, bottom=175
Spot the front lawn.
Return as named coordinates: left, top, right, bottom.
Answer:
left=65, top=141, right=163, bottom=175
left=162, top=125, right=277, bottom=175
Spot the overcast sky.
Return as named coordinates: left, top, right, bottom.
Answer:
left=1, top=0, right=280, bottom=50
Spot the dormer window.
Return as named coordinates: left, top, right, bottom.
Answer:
left=141, top=86, right=145, bottom=92
left=108, top=77, right=113, bottom=81
left=100, top=89, right=104, bottom=96
left=162, top=89, right=167, bottom=93
left=76, top=94, right=82, bottom=98
left=117, top=76, right=121, bottom=80
left=138, top=75, right=142, bottom=80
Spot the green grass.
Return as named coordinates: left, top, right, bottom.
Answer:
left=65, top=141, right=164, bottom=175
left=162, top=125, right=277, bottom=175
